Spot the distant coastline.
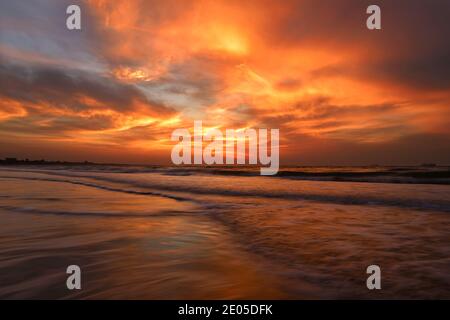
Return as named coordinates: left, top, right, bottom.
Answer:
left=0, top=157, right=97, bottom=166
left=0, top=157, right=447, bottom=168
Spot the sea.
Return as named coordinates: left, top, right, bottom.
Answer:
left=0, top=165, right=449, bottom=299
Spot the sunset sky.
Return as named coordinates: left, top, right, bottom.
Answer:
left=0, top=0, right=449, bottom=165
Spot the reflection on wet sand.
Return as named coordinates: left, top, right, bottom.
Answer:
left=0, top=179, right=286, bottom=299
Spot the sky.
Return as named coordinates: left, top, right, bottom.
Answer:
left=0, top=0, right=449, bottom=165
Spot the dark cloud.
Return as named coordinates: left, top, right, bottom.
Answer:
left=312, top=52, right=450, bottom=91
left=267, top=0, right=450, bottom=52
left=267, top=0, right=450, bottom=91
left=0, top=61, right=173, bottom=115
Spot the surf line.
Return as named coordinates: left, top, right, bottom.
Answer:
left=171, top=121, right=279, bottom=175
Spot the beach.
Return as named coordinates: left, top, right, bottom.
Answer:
left=0, top=165, right=449, bottom=299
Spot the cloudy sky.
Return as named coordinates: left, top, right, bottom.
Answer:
left=0, top=0, right=449, bottom=165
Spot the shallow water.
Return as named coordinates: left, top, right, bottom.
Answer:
left=0, top=166, right=449, bottom=299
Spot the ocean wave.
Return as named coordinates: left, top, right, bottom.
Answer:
left=1, top=170, right=450, bottom=213
left=0, top=175, right=193, bottom=202
left=0, top=205, right=196, bottom=218
left=2, top=165, right=449, bottom=184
